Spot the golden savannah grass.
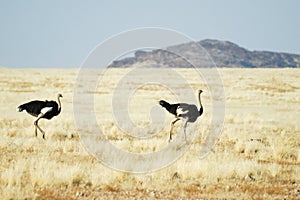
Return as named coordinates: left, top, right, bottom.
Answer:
left=0, top=67, right=300, bottom=199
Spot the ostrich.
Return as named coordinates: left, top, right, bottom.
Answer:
left=17, top=94, right=63, bottom=139
left=159, top=90, right=203, bottom=142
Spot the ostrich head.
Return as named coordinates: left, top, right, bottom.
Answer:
left=199, top=90, right=203, bottom=94
left=58, top=93, right=63, bottom=98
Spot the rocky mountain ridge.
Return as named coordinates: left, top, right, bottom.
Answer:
left=108, top=39, right=300, bottom=68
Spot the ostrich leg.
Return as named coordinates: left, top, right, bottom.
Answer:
left=169, top=118, right=180, bottom=142
left=34, top=113, right=46, bottom=139
left=34, top=124, right=37, bottom=137
left=183, top=119, right=188, bottom=143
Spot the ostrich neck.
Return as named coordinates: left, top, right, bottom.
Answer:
left=57, top=97, right=62, bottom=112
left=198, top=92, right=202, bottom=109
left=198, top=92, right=203, bottom=115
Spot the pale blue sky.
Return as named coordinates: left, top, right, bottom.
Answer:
left=0, top=0, right=299, bottom=68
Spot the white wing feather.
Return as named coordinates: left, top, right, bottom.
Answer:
left=41, top=107, right=53, bottom=114
left=176, top=107, right=189, bottom=115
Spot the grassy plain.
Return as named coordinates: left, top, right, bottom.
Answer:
left=0, top=68, right=299, bottom=199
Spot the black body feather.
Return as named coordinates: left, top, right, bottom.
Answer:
left=177, top=104, right=199, bottom=122
left=159, top=100, right=179, bottom=116
left=18, top=100, right=60, bottom=119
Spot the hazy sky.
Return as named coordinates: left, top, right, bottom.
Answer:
left=0, top=0, right=299, bottom=68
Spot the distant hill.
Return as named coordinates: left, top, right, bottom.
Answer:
left=108, top=39, right=300, bottom=68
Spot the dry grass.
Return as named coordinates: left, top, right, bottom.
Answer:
left=0, top=68, right=299, bottom=199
